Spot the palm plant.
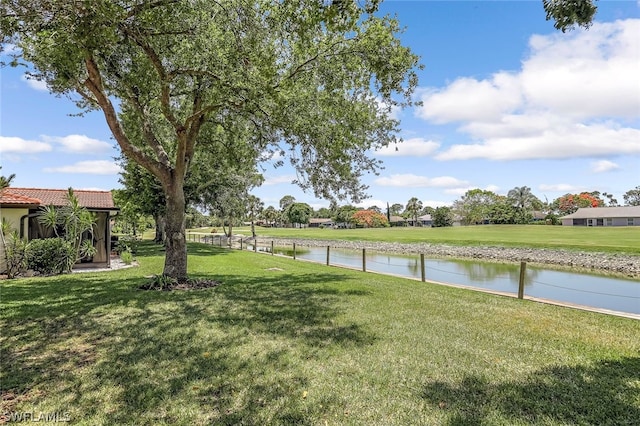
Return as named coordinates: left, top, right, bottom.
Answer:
left=405, top=197, right=423, bottom=226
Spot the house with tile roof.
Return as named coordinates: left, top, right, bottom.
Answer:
left=560, top=206, right=640, bottom=226
left=1, top=187, right=119, bottom=272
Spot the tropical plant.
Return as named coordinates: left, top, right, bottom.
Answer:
left=35, top=188, right=97, bottom=268
left=405, top=197, right=423, bottom=226
left=2, top=230, right=28, bottom=279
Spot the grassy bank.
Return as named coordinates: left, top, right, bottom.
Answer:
left=195, top=225, right=640, bottom=255
left=1, top=242, right=639, bottom=425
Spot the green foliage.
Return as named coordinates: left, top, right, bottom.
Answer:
left=117, top=235, right=141, bottom=255
left=404, top=197, right=423, bottom=225
left=453, top=189, right=500, bottom=225
left=35, top=188, right=97, bottom=266
left=25, top=238, right=75, bottom=275
left=2, top=230, right=28, bottom=278
left=333, top=205, right=358, bottom=227
left=285, top=202, right=313, bottom=226
left=543, top=0, right=598, bottom=32
left=120, top=249, right=134, bottom=265
left=432, top=206, right=453, bottom=227
left=623, top=186, right=640, bottom=206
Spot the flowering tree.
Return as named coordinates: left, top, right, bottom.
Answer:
left=351, top=210, right=389, bottom=228
left=553, top=192, right=604, bottom=215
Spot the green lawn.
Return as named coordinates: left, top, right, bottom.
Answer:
left=202, top=225, right=640, bottom=255
left=1, top=242, right=638, bottom=425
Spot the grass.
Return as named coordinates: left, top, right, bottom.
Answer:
left=1, top=241, right=639, bottom=425
left=196, top=225, right=640, bottom=255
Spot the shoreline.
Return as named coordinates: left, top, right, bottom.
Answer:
left=258, top=237, right=640, bottom=279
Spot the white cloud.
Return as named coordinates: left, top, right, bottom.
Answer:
left=416, top=73, right=522, bottom=123
left=539, top=183, right=584, bottom=192
left=590, top=160, right=621, bottom=173
left=43, top=160, right=121, bottom=175
left=375, top=138, right=440, bottom=157
left=444, top=185, right=500, bottom=196
left=42, top=134, right=113, bottom=153
left=355, top=199, right=387, bottom=210
left=436, top=121, right=640, bottom=160
left=0, top=136, right=52, bottom=154
left=21, top=75, right=48, bottom=92
left=375, top=174, right=468, bottom=188
left=263, top=175, right=296, bottom=185
left=416, top=19, right=640, bottom=162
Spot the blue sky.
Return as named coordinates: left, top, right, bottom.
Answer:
left=1, top=1, right=639, bottom=211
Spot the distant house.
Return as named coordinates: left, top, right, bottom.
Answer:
left=407, top=214, right=433, bottom=227
left=0, top=187, right=119, bottom=272
left=560, top=206, right=640, bottom=226
left=388, top=215, right=407, bottom=227
left=309, top=218, right=333, bottom=228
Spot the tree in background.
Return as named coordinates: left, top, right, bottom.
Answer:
left=432, top=206, right=453, bottom=227
left=453, top=189, right=500, bottom=225
left=261, top=206, right=279, bottom=228
left=553, top=192, right=604, bottom=215
left=2, top=1, right=419, bottom=280
left=404, top=197, right=423, bottom=226
left=487, top=197, right=520, bottom=224
left=623, top=186, right=640, bottom=206
left=389, top=203, right=404, bottom=217
left=351, top=210, right=389, bottom=228
left=286, top=203, right=312, bottom=228
left=334, top=205, right=358, bottom=228
left=602, top=192, right=619, bottom=207
left=246, top=195, right=263, bottom=238
left=507, top=186, right=540, bottom=224
left=0, top=166, right=15, bottom=189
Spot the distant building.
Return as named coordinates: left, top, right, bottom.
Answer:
left=560, top=206, right=640, bottom=226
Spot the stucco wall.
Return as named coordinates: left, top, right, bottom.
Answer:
left=0, top=207, right=29, bottom=273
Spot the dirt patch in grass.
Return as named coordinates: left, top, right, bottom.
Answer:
left=138, top=275, right=221, bottom=291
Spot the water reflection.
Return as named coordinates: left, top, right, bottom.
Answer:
left=259, top=245, right=639, bottom=315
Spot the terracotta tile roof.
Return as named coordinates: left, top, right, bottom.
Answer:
left=0, top=187, right=116, bottom=209
left=0, top=189, right=41, bottom=205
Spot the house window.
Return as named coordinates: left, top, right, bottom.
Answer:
left=628, top=218, right=635, bottom=226
left=606, top=218, right=612, bottom=226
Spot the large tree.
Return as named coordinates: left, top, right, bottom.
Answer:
left=1, top=1, right=420, bottom=280
left=404, top=197, right=423, bottom=226
left=453, top=189, right=500, bottom=225
left=623, top=186, right=640, bottom=206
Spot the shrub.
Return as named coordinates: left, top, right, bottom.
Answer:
left=26, top=238, right=75, bottom=275
left=2, top=231, right=28, bottom=279
left=120, top=249, right=133, bottom=265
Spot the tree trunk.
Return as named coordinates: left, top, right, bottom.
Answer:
left=162, top=184, right=187, bottom=280
left=154, top=214, right=167, bottom=244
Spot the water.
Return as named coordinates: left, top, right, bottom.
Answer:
left=253, top=245, right=640, bottom=315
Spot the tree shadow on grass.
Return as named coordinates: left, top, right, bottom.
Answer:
left=1, top=264, right=373, bottom=424
left=420, top=357, right=640, bottom=425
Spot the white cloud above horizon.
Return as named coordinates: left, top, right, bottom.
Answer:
left=417, top=19, right=640, bottom=162
left=590, top=159, right=621, bottom=173
left=21, top=74, right=48, bottom=91
left=375, top=173, right=469, bottom=188
left=375, top=137, right=440, bottom=157
left=43, top=160, right=121, bottom=175
left=538, top=183, right=586, bottom=193
left=42, top=134, right=113, bottom=154
left=0, top=136, right=52, bottom=154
